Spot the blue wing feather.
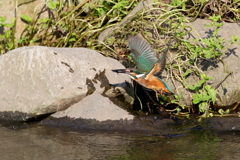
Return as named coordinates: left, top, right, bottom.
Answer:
left=158, top=78, right=173, bottom=93
left=128, top=35, right=158, bottom=72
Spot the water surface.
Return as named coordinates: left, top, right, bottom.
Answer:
left=0, top=121, right=239, bottom=160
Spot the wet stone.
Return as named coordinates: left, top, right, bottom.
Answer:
left=202, top=117, right=240, bottom=131
left=40, top=116, right=177, bottom=134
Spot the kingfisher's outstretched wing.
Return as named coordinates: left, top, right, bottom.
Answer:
left=128, top=35, right=158, bottom=73
left=145, top=45, right=169, bottom=78
left=152, top=46, right=169, bottom=77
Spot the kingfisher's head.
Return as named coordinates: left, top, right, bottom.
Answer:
left=112, top=68, right=145, bottom=80
left=127, top=71, right=145, bottom=80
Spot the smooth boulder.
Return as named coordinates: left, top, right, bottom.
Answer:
left=0, top=46, right=133, bottom=121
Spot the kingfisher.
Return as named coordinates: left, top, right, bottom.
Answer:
left=112, top=35, right=173, bottom=99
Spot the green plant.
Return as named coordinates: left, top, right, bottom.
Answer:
left=18, top=0, right=139, bottom=52
left=218, top=108, right=230, bottom=117
left=0, top=16, right=16, bottom=55
left=171, top=0, right=240, bottom=22
left=192, top=85, right=216, bottom=117
left=182, top=15, right=239, bottom=117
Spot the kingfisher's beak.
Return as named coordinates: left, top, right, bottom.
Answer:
left=112, top=68, right=138, bottom=80
left=112, top=69, right=128, bottom=73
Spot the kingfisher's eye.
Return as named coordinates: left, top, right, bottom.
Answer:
left=126, top=68, right=133, bottom=73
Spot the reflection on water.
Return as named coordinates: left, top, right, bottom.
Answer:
left=0, top=121, right=240, bottom=160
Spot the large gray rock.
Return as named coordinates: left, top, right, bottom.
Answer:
left=0, top=46, right=133, bottom=121
left=177, top=19, right=240, bottom=106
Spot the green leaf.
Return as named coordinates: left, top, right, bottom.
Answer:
left=202, top=38, right=210, bottom=46
left=198, top=117, right=202, bottom=122
left=199, top=102, right=208, bottom=113
left=192, top=88, right=212, bottom=104
left=18, top=37, right=26, bottom=43
left=218, top=109, right=224, bottom=115
left=113, top=1, right=128, bottom=9
left=180, top=104, right=185, bottom=109
left=229, top=36, right=239, bottom=44
left=38, top=18, right=50, bottom=23
left=172, top=64, right=178, bottom=69
left=225, top=109, right=230, bottom=114
left=69, top=38, right=76, bottom=42
left=0, top=16, right=6, bottom=24
left=192, top=93, right=201, bottom=104
left=21, top=15, right=33, bottom=23
left=11, top=18, right=16, bottom=24
left=209, top=14, right=221, bottom=22
left=193, top=79, right=206, bottom=90
left=158, top=95, right=167, bottom=101
left=204, top=85, right=216, bottom=104
left=41, top=23, right=48, bottom=29
left=187, top=79, right=205, bottom=91
left=196, top=79, right=205, bottom=88
left=126, top=55, right=132, bottom=61
left=203, top=49, right=212, bottom=59
left=4, top=23, right=14, bottom=28
left=200, top=89, right=211, bottom=101
left=95, top=8, right=106, bottom=16
left=187, top=85, right=195, bottom=90
left=200, top=73, right=212, bottom=81
left=209, top=113, right=213, bottom=117
left=5, top=30, right=12, bottom=38
left=215, top=22, right=223, bottom=28
left=171, top=0, right=184, bottom=7
left=176, top=107, right=181, bottom=112
left=174, top=94, right=181, bottom=100
left=6, top=42, right=14, bottom=50
left=30, top=38, right=38, bottom=44
left=183, top=70, right=192, bottom=77
left=218, top=108, right=230, bottom=115
left=47, top=1, right=58, bottom=10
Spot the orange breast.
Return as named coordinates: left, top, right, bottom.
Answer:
left=136, top=75, right=171, bottom=93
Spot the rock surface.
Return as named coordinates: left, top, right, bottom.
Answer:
left=0, top=0, right=47, bottom=39
left=0, top=46, right=133, bottom=121
left=48, top=92, right=134, bottom=121
left=177, top=19, right=240, bottom=106
left=203, top=117, right=240, bottom=131
left=40, top=92, right=178, bottom=132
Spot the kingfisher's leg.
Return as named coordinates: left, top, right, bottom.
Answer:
left=155, top=88, right=164, bottom=100
left=155, top=91, right=159, bottom=100
left=159, top=88, right=163, bottom=95
left=146, top=100, right=152, bottom=114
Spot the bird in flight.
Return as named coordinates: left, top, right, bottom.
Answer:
left=112, top=35, right=173, bottom=99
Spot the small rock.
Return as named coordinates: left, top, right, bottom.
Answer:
left=49, top=92, right=134, bottom=121
left=41, top=92, right=177, bottom=132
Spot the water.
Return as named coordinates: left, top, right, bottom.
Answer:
left=0, top=121, right=240, bottom=160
